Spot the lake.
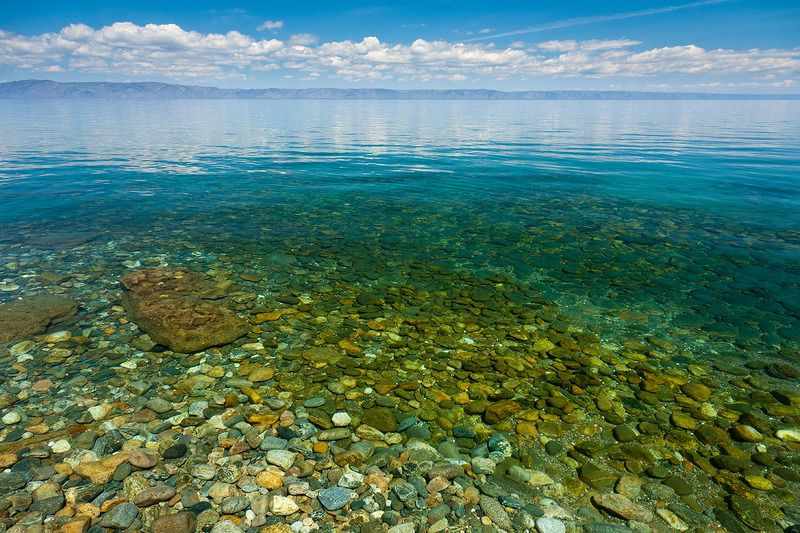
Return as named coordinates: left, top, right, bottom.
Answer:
left=1, top=98, right=799, bottom=531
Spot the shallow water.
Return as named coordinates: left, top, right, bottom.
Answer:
left=1, top=99, right=800, bottom=531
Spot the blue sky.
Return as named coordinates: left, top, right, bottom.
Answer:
left=1, top=1, right=799, bottom=91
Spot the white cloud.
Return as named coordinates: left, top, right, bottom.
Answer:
left=257, top=20, right=283, bottom=31
left=288, top=33, right=318, bottom=46
left=538, top=39, right=642, bottom=52
left=0, top=21, right=798, bottom=85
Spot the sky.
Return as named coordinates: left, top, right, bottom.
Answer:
left=1, top=1, right=799, bottom=92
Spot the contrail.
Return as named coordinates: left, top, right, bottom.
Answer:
left=462, top=0, right=729, bottom=43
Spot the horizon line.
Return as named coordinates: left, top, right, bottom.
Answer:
left=2, top=79, right=799, bottom=96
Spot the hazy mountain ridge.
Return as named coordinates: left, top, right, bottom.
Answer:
left=1, top=79, right=798, bottom=100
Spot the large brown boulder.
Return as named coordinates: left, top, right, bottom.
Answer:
left=0, top=295, right=78, bottom=343
left=120, top=268, right=248, bottom=353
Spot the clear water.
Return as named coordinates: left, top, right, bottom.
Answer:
left=1, top=99, right=799, bottom=358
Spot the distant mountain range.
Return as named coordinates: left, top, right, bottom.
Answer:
left=1, top=79, right=798, bottom=100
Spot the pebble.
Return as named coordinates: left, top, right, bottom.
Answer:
left=656, top=508, right=688, bottom=530
left=591, top=493, right=654, bottom=523
left=210, top=521, right=244, bottom=533
left=338, top=469, right=365, bottom=488
left=271, top=495, right=299, bottom=516
left=99, top=502, right=139, bottom=529
left=128, top=450, right=158, bottom=469
left=44, top=330, right=72, bottom=343
left=303, top=396, right=326, bottom=408
left=88, top=404, right=112, bottom=421
left=479, top=495, right=512, bottom=530
left=776, top=428, right=800, bottom=443
left=152, top=512, right=197, bottom=533
left=145, top=398, right=173, bottom=414
left=220, top=495, right=249, bottom=514
left=332, top=412, right=352, bottom=426
left=2, top=411, right=22, bottom=424
left=133, top=484, right=177, bottom=507
left=318, top=487, right=352, bottom=511
left=536, top=517, right=567, bottom=533
left=163, top=442, right=188, bottom=459
left=266, top=449, right=297, bottom=470
left=50, top=439, right=71, bottom=453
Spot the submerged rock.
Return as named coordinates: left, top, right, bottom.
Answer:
left=0, top=294, right=77, bottom=343
left=120, top=268, right=248, bottom=353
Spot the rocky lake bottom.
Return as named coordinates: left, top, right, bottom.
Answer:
left=0, top=188, right=799, bottom=533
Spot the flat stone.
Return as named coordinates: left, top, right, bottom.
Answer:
left=1, top=411, right=21, bottom=425
left=680, top=383, right=711, bottom=402
left=392, top=482, right=418, bottom=502
left=133, top=484, right=176, bottom=507
left=120, top=268, right=248, bottom=353
left=656, top=508, right=688, bottom=531
left=579, top=462, right=618, bottom=490
left=479, top=495, right=512, bottom=530
left=303, top=396, right=326, bottom=408
left=210, top=521, right=244, bottom=533
left=128, top=450, right=158, bottom=469
left=163, top=443, right=188, bottom=459
left=484, top=400, right=522, bottom=424
left=332, top=412, right=352, bottom=427
left=270, top=495, right=299, bottom=516
left=776, top=428, right=800, bottom=443
left=266, top=449, right=297, bottom=470
left=592, top=493, right=654, bottom=522
left=30, top=495, right=65, bottom=516
left=729, top=495, right=765, bottom=530
left=318, top=428, right=351, bottom=441
left=74, top=452, right=130, bottom=484
left=99, top=502, right=139, bottom=529
left=152, top=512, right=197, bottom=533
left=536, top=517, right=566, bottom=533
left=145, top=397, right=173, bottom=414
left=696, top=423, right=729, bottom=445
left=247, top=367, right=275, bottom=382
left=731, top=424, right=762, bottom=442
left=0, top=295, right=78, bottom=343
left=670, top=412, right=698, bottom=430
left=318, top=487, right=352, bottom=511
left=362, top=407, right=397, bottom=432
left=220, top=496, right=249, bottom=514
left=338, top=470, right=365, bottom=488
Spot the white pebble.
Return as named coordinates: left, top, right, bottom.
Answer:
left=50, top=439, right=71, bottom=453
left=2, top=411, right=22, bottom=425
left=44, top=330, right=71, bottom=343
left=331, top=412, right=352, bottom=427
left=776, top=428, right=800, bottom=443
left=88, top=404, right=112, bottom=421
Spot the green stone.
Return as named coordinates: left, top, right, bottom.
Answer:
left=711, top=455, right=749, bottom=473
left=579, top=461, right=618, bottom=490
left=575, top=441, right=606, bottom=458
left=362, top=407, right=397, bottom=432
left=729, top=495, right=765, bottom=530
left=695, top=423, right=729, bottom=445
left=670, top=412, right=698, bottom=430
left=613, top=425, right=637, bottom=443
left=663, top=476, right=693, bottom=496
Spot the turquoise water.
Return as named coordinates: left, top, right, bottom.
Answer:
left=1, top=99, right=799, bottom=354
